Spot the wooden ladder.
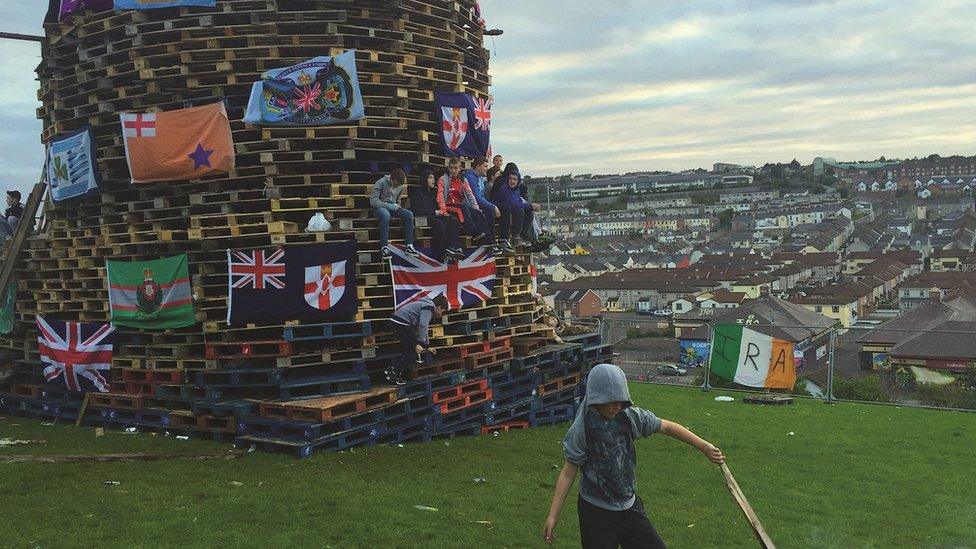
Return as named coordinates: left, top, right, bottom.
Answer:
left=0, top=180, right=47, bottom=299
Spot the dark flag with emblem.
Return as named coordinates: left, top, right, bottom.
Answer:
left=107, top=254, right=195, bottom=330
left=434, top=92, right=491, bottom=158
left=226, top=241, right=359, bottom=325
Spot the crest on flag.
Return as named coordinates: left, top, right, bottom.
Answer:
left=441, top=107, right=469, bottom=152
left=304, top=261, right=347, bottom=311
left=37, top=316, right=115, bottom=393
left=107, top=254, right=195, bottom=330
left=45, top=126, right=100, bottom=202
left=244, top=51, right=366, bottom=126
left=230, top=249, right=286, bottom=290
left=227, top=242, right=358, bottom=325
left=388, top=245, right=496, bottom=310
left=434, top=92, right=491, bottom=158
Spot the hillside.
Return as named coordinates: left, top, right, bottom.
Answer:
left=2, top=384, right=974, bottom=547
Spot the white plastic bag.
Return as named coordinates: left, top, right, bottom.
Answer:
left=306, top=213, right=332, bottom=232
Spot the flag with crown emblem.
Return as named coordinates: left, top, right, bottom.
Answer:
left=244, top=51, right=365, bottom=126
left=107, top=254, right=195, bottom=330
left=226, top=241, right=358, bottom=325
left=435, top=92, right=491, bottom=158
left=120, top=102, right=234, bottom=184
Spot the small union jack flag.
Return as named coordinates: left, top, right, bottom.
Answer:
left=389, top=245, right=496, bottom=310
left=37, top=316, right=114, bottom=393
left=229, top=249, right=286, bottom=290
left=473, top=97, right=492, bottom=131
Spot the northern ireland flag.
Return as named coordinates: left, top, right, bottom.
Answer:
left=227, top=241, right=358, bottom=325
left=37, top=316, right=115, bottom=393
left=389, top=245, right=496, bottom=310
left=708, top=324, right=797, bottom=390
left=434, top=92, right=491, bottom=158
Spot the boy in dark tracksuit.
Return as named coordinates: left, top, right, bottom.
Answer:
left=492, top=165, right=538, bottom=252
left=410, top=170, right=463, bottom=261
left=544, top=364, right=725, bottom=548
left=384, top=295, right=449, bottom=385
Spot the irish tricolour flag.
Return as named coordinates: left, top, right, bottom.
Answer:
left=709, top=324, right=797, bottom=389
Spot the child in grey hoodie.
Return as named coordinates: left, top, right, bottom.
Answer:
left=544, top=364, right=725, bottom=548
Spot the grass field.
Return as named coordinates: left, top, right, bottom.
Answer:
left=2, top=384, right=975, bottom=548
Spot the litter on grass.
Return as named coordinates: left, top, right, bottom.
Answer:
left=0, top=438, right=44, bottom=447
left=104, top=481, right=120, bottom=486
left=229, top=481, right=244, bottom=487
left=413, top=505, right=438, bottom=512
left=714, top=396, right=734, bottom=402
left=473, top=476, right=487, bottom=483
left=787, top=431, right=796, bottom=436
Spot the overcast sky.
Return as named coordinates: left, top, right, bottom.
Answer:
left=1, top=1, right=974, bottom=197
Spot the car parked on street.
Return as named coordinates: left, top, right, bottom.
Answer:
left=656, top=364, right=687, bottom=376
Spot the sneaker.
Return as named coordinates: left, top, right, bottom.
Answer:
left=447, top=247, right=465, bottom=258
left=483, top=28, right=504, bottom=36
left=500, top=239, right=514, bottom=254
left=404, top=244, right=420, bottom=257
left=490, top=245, right=504, bottom=257
left=381, top=247, right=392, bottom=260
left=384, top=366, right=406, bottom=386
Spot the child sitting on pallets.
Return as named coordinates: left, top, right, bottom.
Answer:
left=409, top=170, right=464, bottom=261
left=371, top=168, right=421, bottom=260
left=384, top=295, right=449, bottom=385
left=543, top=363, right=725, bottom=548
left=437, top=158, right=502, bottom=257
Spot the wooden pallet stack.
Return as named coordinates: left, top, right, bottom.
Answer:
left=0, top=0, right=613, bottom=456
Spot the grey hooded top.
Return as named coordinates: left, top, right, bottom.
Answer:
left=563, top=363, right=662, bottom=511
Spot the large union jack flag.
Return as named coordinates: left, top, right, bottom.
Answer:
left=229, top=249, right=286, bottom=290
left=37, top=316, right=115, bottom=393
left=389, top=245, right=496, bottom=310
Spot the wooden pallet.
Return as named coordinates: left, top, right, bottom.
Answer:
left=258, top=387, right=398, bottom=422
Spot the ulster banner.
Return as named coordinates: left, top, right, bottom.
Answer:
left=227, top=242, right=358, bottom=325
left=243, top=51, right=365, bottom=126
left=46, top=127, right=100, bottom=202
left=434, top=92, right=491, bottom=158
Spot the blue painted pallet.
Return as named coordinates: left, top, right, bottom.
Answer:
left=489, top=370, right=539, bottom=397
left=556, top=344, right=585, bottom=363
left=397, top=371, right=463, bottom=399
left=490, top=385, right=536, bottom=410
left=235, top=425, right=375, bottom=459
left=377, top=404, right=434, bottom=433
left=277, top=360, right=367, bottom=384
left=371, top=417, right=430, bottom=445
left=511, top=348, right=558, bottom=370
left=530, top=403, right=577, bottom=426
left=36, top=385, right=86, bottom=403
left=276, top=374, right=371, bottom=400
left=190, top=399, right=258, bottom=419
left=194, top=368, right=282, bottom=388
left=486, top=398, right=534, bottom=426
left=97, top=407, right=171, bottom=428
left=283, top=321, right=373, bottom=342
left=431, top=400, right=491, bottom=430
left=534, top=386, right=580, bottom=410
left=538, top=361, right=583, bottom=382
left=560, top=332, right=603, bottom=348
left=427, top=421, right=482, bottom=439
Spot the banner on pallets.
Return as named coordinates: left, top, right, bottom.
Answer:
left=120, top=102, right=234, bottom=184
left=434, top=92, right=492, bottom=158
left=37, top=316, right=115, bottom=393
left=45, top=126, right=100, bottom=202
left=388, top=245, right=496, bottom=311
left=107, top=254, right=195, bottom=330
left=226, top=241, right=359, bottom=325
left=243, top=51, right=366, bottom=126
left=113, top=0, right=215, bottom=9
left=47, top=0, right=112, bottom=23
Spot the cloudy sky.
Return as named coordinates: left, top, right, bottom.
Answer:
left=1, top=0, right=974, bottom=197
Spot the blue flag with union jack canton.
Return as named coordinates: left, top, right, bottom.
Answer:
left=37, top=316, right=115, bottom=393
left=226, top=241, right=358, bottom=325
left=389, top=245, right=496, bottom=311
left=434, top=92, right=491, bottom=158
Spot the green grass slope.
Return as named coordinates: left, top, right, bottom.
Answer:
left=1, top=384, right=974, bottom=548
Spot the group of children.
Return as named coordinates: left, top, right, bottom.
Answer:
left=370, top=155, right=545, bottom=261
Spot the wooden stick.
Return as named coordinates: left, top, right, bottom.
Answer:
left=720, top=462, right=776, bottom=549
left=0, top=451, right=245, bottom=464
left=75, top=393, right=91, bottom=427
left=0, top=32, right=44, bottom=43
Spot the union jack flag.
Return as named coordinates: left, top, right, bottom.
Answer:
left=229, top=249, right=286, bottom=290
left=37, top=316, right=114, bottom=393
left=473, top=97, right=492, bottom=131
left=389, top=245, right=496, bottom=310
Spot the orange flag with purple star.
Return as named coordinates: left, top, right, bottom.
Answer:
left=120, top=102, right=235, bottom=184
